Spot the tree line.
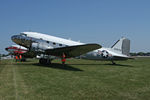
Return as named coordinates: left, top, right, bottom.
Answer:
left=130, top=52, right=150, bottom=56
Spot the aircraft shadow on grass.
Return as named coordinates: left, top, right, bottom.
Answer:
left=2, top=62, right=133, bottom=69
left=1, top=61, right=133, bottom=68
left=11, top=62, right=83, bottom=71
left=69, top=63, right=133, bottom=67
left=104, top=63, right=133, bottom=67
left=33, top=63, right=83, bottom=71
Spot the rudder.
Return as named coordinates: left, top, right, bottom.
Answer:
left=111, top=37, right=130, bottom=56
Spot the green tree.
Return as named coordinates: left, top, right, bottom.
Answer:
left=0, top=53, right=1, bottom=61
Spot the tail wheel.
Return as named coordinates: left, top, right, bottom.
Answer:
left=111, top=60, right=116, bottom=65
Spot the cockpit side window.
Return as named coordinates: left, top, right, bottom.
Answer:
left=20, top=33, right=27, bottom=37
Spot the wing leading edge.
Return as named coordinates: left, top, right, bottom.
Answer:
left=45, top=44, right=101, bottom=58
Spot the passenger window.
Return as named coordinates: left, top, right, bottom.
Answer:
left=59, top=44, right=62, bottom=46
left=53, top=42, right=56, bottom=45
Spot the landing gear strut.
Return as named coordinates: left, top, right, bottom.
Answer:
left=111, top=60, right=116, bottom=65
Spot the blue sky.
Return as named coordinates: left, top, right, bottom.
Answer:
left=0, top=0, right=150, bottom=53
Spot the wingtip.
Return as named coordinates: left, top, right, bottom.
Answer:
left=87, top=43, right=102, bottom=50
left=92, top=43, right=102, bottom=49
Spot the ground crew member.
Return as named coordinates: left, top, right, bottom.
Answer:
left=15, top=56, right=19, bottom=62
left=62, top=53, right=66, bottom=64
left=19, top=55, right=22, bottom=61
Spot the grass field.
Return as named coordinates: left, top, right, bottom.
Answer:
left=0, top=58, right=150, bottom=100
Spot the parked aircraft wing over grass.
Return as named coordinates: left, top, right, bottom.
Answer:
left=45, top=44, right=101, bottom=58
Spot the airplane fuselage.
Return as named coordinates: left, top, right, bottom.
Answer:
left=80, top=48, right=128, bottom=61
left=11, top=32, right=84, bottom=53
left=11, top=32, right=130, bottom=64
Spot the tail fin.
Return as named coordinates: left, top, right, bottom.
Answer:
left=111, top=37, right=130, bottom=56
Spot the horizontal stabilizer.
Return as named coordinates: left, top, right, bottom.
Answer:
left=113, top=55, right=134, bottom=60
left=45, top=44, right=101, bottom=58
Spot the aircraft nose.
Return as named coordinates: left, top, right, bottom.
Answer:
left=11, top=34, right=32, bottom=48
left=11, top=35, right=22, bottom=44
left=11, top=35, right=18, bottom=41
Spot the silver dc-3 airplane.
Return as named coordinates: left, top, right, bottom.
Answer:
left=11, top=32, right=101, bottom=64
left=11, top=32, right=131, bottom=64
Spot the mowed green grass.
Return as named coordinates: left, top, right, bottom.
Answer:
left=0, top=58, right=150, bottom=100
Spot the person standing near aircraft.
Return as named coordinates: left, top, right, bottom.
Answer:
left=61, top=53, right=66, bottom=64
left=15, top=55, right=19, bottom=62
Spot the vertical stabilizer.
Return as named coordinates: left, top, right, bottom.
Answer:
left=111, top=37, right=130, bottom=56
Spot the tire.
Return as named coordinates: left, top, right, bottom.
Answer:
left=39, top=58, right=51, bottom=65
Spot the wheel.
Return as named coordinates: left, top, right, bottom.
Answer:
left=39, top=58, right=51, bottom=65
left=21, top=58, right=26, bottom=62
left=39, top=58, right=44, bottom=64
left=46, top=59, right=51, bottom=64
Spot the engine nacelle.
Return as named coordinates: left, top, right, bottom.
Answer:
left=31, top=42, right=53, bottom=52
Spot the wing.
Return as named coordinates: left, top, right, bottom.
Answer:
left=21, top=51, right=37, bottom=58
left=45, top=44, right=101, bottom=58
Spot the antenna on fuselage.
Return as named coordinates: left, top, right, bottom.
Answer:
left=27, top=29, right=33, bottom=32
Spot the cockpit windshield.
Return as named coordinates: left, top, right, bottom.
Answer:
left=20, top=33, right=27, bottom=37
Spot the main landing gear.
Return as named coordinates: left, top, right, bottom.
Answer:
left=39, top=53, right=66, bottom=65
left=39, top=58, right=51, bottom=65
